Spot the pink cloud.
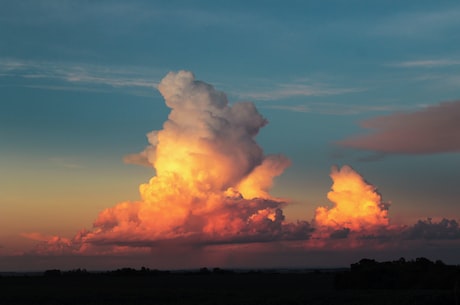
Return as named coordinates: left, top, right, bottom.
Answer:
left=338, top=100, right=460, bottom=154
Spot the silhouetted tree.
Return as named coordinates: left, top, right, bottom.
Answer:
left=44, top=269, right=61, bottom=277
left=336, top=257, right=460, bottom=289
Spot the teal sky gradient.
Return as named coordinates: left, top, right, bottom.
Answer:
left=1, top=0, right=460, bottom=269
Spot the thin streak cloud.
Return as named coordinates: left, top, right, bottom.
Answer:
left=0, top=58, right=160, bottom=93
left=262, top=102, right=406, bottom=115
left=375, top=6, right=460, bottom=37
left=237, top=83, right=363, bottom=101
left=389, top=59, right=460, bottom=68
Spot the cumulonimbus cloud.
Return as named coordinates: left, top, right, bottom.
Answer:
left=22, top=72, right=460, bottom=258
left=25, top=71, right=314, bottom=255
left=337, top=100, right=460, bottom=154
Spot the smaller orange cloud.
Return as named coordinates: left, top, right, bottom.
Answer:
left=314, top=165, right=389, bottom=231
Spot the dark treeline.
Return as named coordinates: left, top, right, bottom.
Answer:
left=1, top=258, right=459, bottom=305
left=43, top=267, right=170, bottom=277
left=10, top=257, right=460, bottom=291
left=41, top=266, right=236, bottom=277
left=41, top=267, right=241, bottom=277
left=336, top=257, right=460, bottom=289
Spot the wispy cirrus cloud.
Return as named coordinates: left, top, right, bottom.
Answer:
left=375, top=6, right=460, bottom=37
left=263, top=105, right=311, bottom=113
left=0, top=58, right=160, bottom=95
left=384, top=59, right=460, bottom=93
left=237, top=83, right=363, bottom=101
left=1, top=58, right=366, bottom=106
left=261, top=101, right=407, bottom=115
left=389, top=59, right=460, bottom=68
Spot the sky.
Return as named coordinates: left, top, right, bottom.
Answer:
left=1, top=0, right=460, bottom=271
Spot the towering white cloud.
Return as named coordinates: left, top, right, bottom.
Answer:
left=29, top=71, right=308, bottom=254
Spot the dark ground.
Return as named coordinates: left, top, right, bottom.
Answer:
left=0, top=267, right=457, bottom=305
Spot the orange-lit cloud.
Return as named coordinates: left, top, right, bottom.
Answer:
left=23, top=72, right=460, bottom=260
left=26, top=71, right=311, bottom=254
left=338, top=100, right=460, bottom=154
left=314, top=165, right=389, bottom=232
left=21, top=232, right=73, bottom=255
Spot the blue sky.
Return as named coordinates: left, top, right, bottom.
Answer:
left=1, top=1, right=460, bottom=270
